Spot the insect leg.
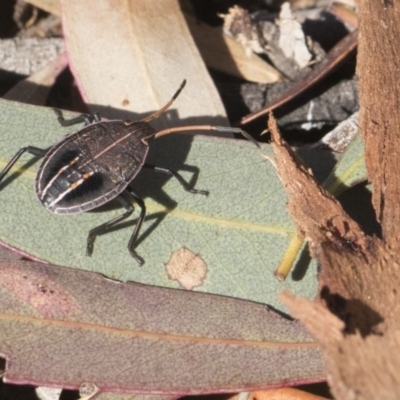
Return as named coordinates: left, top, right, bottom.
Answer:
left=0, top=146, right=48, bottom=185
left=143, top=164, right=209, bottom=195
left=86, top=193, right=135, bottom=257
left=126, top=188, right=146, bottom=265
left=53, top=109, right=101, bottom=127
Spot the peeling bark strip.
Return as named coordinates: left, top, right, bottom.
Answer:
left=268, top=113, right=366, bottom=258
left=269, top=111, right=400, bottom=398
left=358, top=0, right=400, bottom=245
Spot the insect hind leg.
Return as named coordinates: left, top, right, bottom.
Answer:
left=126, top=189, right=146, bottom=265
left=86, top=190, right=146, bottom=265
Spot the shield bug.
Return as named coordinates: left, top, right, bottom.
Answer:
left=0, top=80, right=259, bottom=264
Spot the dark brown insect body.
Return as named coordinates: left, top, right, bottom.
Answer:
left=0, top=80, right=258, bottom=264
left=36, top=120, right=154, bottom=215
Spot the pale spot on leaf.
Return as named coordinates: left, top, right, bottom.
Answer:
left=165, top=247, right=207, bottom=290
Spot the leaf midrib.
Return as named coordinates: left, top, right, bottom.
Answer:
left=1, top=312, right=317, bottom=348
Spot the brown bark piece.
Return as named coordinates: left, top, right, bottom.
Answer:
left=281, top=288, right=400, bottom=400
left=268, top=114, right=367, bottom=263
left=269, top=112, right=400, bottom=398
left=358, top=0, right=400, bottom=246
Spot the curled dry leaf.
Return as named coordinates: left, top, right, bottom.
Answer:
left=222, top=6, right=264, bottom=54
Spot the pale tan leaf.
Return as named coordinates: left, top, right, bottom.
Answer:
left=61, top=0, right=228, bottom=129
left=26, top=0, right=60, bottom=16
left=28, top=0, right=281, bottom=84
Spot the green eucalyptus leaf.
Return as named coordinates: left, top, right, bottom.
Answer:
left=0, top=99, right=318, bottom=311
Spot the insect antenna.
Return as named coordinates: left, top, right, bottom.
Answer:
left=154, top=125, right=260, bottom=148
left=140, top=79, right=260, bottom=148
left=140, top=79, right=187, bottom=123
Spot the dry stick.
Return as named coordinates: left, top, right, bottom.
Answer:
left=240, top=29, right=359, bottom=126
